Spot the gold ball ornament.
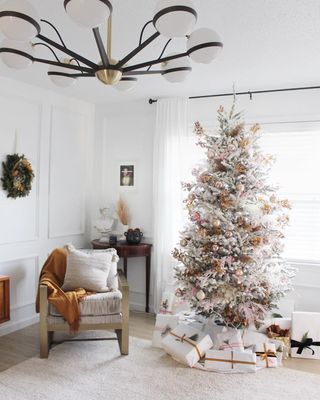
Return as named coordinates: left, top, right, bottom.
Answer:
left=225, top=231, right=233, bottom=238
left=212, top=219, right=221, bottom=228
left=235, top=269, right=243, bottom=277
left=180, top=239, right=188, bottom=247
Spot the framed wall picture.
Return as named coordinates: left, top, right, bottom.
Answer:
left=120, top=164, right=134, bottom=187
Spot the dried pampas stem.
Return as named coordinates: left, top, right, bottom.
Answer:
left=116, top=197, right=130, bottom=225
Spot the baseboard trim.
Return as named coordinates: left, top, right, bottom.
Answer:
left=130, top=302, right=155, bottom=314
left=0, top=314, right=39, bottom=337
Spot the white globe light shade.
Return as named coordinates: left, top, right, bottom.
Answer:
left=0, top=0, right=40, bottom=41
left=187, top=28, right=222, bottom=64
left=48, top=62, right=77, bottom=88
left=161, top=54, right=191, bottom=83
left=153, top=0, right=197, bottom=38
left=0, top=38, right=33, bottom=69
left=64, top=0, right=112, bottom=29
left=114, top=77, right=138, bottom=92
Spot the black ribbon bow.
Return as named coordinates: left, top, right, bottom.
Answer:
left=291, top=338, right=320, bottom=355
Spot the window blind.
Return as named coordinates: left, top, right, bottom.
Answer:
left=260, top=130, right=320, bottom=262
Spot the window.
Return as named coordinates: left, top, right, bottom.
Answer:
left=260, top=129, right=320, bottom=262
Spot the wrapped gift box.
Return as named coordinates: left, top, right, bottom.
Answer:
left=269, top=337, right=290, bottom=360
left=216, top=328, right=244, bottom=352
left=258, top=317, right=291, bottom=335
left=203, top=319, right=226, bottom=344
left=205, top=349, right=256, bottom=372
left=255, top=343, right=278, bottom=368
left=243, top=330, right=269, bottom=351
left=291, top=312, right=320, bottom=359
left=162, top=324, right=213, bottom=367
left=247, top=317, right=291, bottom=334
left=152, top=314, right=179, bottom=348
left=159, top=291, right=176, bottom=314
left=180, top=319, right=205, bottom=332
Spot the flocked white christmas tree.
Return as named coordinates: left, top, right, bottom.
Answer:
left=173, top=102, right=295, bottom=329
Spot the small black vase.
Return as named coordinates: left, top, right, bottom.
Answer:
left=124, top=228, right=143, bottom=244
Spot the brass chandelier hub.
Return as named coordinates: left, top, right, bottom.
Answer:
left=96, top=59, right=123, bottom=86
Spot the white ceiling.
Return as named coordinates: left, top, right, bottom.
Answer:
left=0, top=0, right=319, bottom=104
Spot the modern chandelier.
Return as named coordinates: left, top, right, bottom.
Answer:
left=0, top=0, right=223, bottom=92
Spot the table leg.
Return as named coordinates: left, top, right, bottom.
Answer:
left=146, top=255, right=150, bottom=313
left=123, top=257, right=128, bottom=278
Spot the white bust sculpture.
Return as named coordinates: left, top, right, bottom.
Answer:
left=94, top=207, right=116, bottom=242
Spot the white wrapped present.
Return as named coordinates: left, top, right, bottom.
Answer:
left=258, top=317, right=291, bottom=335
left=152, top=314, right=179, bottom=348
left=159, top=291, right=175, bottom=314
left=255, top=343, right=278, bottom=368
left=291, top=312, right=320, bottom=359
left=243, top=330, right=269, bottom=349
left=180, top=319, right=205, bottom=332
left=205, top=349, right=256, bottom=373
left=162, top=324, right=213, bottom=367
left=204, top=319, right=226, bottom=344
left=216, top=328, right=244, bottom=352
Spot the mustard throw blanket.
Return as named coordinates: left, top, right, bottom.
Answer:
left=36, top=248, right=88, bottom=332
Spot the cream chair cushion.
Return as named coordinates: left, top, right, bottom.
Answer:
left=62, top=244, right=112, bottom=292
left=49, top=290, right=123, bottom=317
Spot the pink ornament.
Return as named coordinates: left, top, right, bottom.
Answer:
left=192, top=212, right=201, bottom=222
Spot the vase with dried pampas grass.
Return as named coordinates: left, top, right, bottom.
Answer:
left=116, top=197, right=130, bottom=238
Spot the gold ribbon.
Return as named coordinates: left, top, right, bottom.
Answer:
left=205, top=351, right=256, bottom=368
left=169, top=331, right=202, bottom=359
left=256, top=343, right=277, bottom=368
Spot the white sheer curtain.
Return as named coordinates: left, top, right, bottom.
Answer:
left=152, top=97, right=190, bottom=312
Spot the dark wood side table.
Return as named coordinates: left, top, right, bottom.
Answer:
left=0, top=276, right=10, bottom=324
left=91, top=240, right=152, bottom=313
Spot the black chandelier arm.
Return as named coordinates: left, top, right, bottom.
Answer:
left=33, top=56, right=93, bottom=73
left=0, top=11, right=40, bottom=35
left=147, top=38, right=171, bottom=71
left=37, top=33, right=98, bottom=69
left=40, top=19, right=67, bottom=48
left=123, top=70, right=162, bottom=76
left=116, top=31, right=160, bottom=68
left=32, top=43, right=61, bottom=63
left=48, top=71, right=95, bottom=78
left=0, top=47, right=34, bottom=62
left=68, top=58, right=84, bottom=74
left=0, top=47, right=91, bottom=73
left=92, top=27, right=109, bottom=68
left=122, top=51, right=189, bottom=73
left=139, top=20, right=153, bottom=45
left=123, top=42, right=223, bottom=73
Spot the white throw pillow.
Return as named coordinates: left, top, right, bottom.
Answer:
left=80, top=248, right=119, bottom=290
left=62, top=244, right=113, bottom=292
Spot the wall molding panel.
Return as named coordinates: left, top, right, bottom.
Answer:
left=0, top=95, right=42, bottom=245
left=48, top=106, right=87, bottom=239
left=0, top=76, right=95, bottom=336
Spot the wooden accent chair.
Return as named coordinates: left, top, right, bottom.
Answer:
left=39, top=270, right=129, bottom=358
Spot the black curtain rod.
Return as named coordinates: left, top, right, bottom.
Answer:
left=148, top=84, right=320, bottom=104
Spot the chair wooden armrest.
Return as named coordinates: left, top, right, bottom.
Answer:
left=117, top=269, right=129, bottom=355
left=39, top=284, right=50, bottom=358
left=118, top=269, right=129, bottom=292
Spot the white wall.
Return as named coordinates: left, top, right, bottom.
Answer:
left=94, top=100, right=155, bottom=311
left=98, top=90, right=320, bottom=314
left=0, top=77, right=95, bottom=336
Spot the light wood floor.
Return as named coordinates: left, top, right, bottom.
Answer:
left=0, top=312, right=319, bottom=375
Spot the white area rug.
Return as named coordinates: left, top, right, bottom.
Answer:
left=0, top=336, right=319, bottom=400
